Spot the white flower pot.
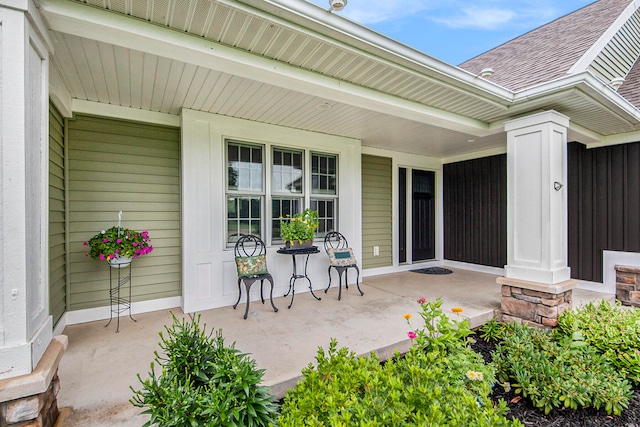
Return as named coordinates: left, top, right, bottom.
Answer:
left=108, top=255, right=132, bottom=268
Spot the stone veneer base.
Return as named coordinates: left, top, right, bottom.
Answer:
left=496, top=277, right=577, bottom=328
left=0, top=336, right=68, bottom=427
left=616, top=264, right=640, bottom=307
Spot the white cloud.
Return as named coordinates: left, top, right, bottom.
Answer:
left=339, top=0, right=433, bottom=24
left=433, top=7, right=515, bottom=30
left=310, top=0, right=587, bottom=32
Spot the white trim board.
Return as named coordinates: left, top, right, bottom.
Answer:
left=53, top=296, right=182, bottom=335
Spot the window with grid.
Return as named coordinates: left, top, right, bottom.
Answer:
left=311, top=153, right=337, bottom=238
left=271, top=148, right=303, bottom=242
left=226, top=142, right=263, bottom=245
left=226, top=142, right=339, bottom=246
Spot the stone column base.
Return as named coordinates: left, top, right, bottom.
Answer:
left=616, top=264, right=640, bottom=307
left=0, top=336, right=68, bottom=427
left=497, top=277, right=577, bottom=328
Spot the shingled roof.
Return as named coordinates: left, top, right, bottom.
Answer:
left=458, top=0, right=631, bottom=91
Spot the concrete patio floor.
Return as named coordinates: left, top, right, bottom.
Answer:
left=54, top=267, right=614, bottom=426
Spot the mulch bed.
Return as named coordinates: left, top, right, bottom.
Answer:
left=471, top=337, right=640, bottom=427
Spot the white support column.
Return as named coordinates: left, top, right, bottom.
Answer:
left=503, top=111, right=573, bottom=286
left=498, top=111, right=576, bottom=328
left=0, top=1, right=53, bottom=380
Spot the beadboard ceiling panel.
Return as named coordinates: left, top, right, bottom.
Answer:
left=44, top=0, right=640, bottom=158
left=60, top=0, right=504, bottom=120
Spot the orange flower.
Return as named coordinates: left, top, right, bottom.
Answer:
left=402, top=313, right=412, bottom=320
left=451, top=307, right=463, bottom=314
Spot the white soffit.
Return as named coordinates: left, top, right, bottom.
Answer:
left=39, top=0, right=640, bottom=157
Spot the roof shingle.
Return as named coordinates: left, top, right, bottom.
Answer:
left=458, top=0, right=631, bottom=91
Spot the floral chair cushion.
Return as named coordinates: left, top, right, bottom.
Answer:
left=235, top=254, right=269, bottom=277
left=327, top=247, right=357, bottom=267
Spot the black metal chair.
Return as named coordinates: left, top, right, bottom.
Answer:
left=323, top=231, right=364, bottom=300
left=233, top=235, right=279, bottom=319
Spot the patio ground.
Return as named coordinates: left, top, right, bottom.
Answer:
left=54, top=267, right=613, bottom=426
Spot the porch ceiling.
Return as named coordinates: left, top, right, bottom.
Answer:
left=41, top=0, right=640, bottom=158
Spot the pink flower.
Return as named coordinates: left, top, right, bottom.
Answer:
left=99, top=254, right=105, bottom=261
left=408, top=331, right=417, bottom=339
left=103, top=238, right=109, bottom=243
left=133, top=242, right=138, bottom=246
left=115, top=249, right=120, bottom=254
left=417, top=297, right=427, bottom=304
left=117, top=239, right=122, bottom=244
left=83, top=242, right=88, bottom=246
left=85, top=253, right=89, bottom=257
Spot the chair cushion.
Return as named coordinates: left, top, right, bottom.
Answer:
left=327, top=247, right=357, bottom=266
left=235, top=254, right=269, bottom=277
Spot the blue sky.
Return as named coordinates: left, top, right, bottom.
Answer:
left=308, top=0, right=595, bottom=65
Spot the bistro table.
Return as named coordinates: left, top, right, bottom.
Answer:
left=276, top=246, right=321, bottom=308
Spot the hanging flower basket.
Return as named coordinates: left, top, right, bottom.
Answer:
left=84, top=226, right=153, bottom=265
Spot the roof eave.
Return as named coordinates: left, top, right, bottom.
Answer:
left=236, top=0, right=514, bottom=102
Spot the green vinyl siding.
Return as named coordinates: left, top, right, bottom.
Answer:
left=67, top=115, right=181, bottom=311
left=49, top=103, right=66, bottom=325
left=361, top=154, right=392, bottom=268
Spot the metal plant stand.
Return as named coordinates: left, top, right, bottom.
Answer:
left=277, top=246, right=321, bottom=309
left=105, top=262, right=136, bottom=332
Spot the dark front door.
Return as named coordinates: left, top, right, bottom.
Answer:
left=412, top=170, right=435, bottom=261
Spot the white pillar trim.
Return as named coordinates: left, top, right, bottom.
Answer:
left=504, top=110, right=572, bottom=285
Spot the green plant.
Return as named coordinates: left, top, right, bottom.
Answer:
left=130, top=313, right=278, bottom=427
left=279, top=298, right=521, bottom=426
left=493, top=321, right=633, bottom=416
left=479, top=319, right=510, bottom=341
left=84, top=226, right=153, bottom=262
left=279, top=208, right=319, bottom=244
left=555, top=300, right=640, bottom=384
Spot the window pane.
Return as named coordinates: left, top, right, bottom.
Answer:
left=272, top=198, right=301, bottom=242
left=311, top=153, right=337, bottom=195
left=227, top=141, right=263, bottom=192
left=227, top=196, right=262, bottom=245
left=312, top=198, right=336, bottom=238
left=273, top=148, right=303, bottom=194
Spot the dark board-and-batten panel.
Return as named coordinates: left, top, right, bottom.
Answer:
left=443, top=155, right=507, bottom=268
left=568, top=141, right=640, bottom=283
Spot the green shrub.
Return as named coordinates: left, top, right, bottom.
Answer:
left=278, top=297, right=521, bottom=426
left=493, top=321, right=633, bottom=416
left=130, top=313, right=278, bottom=427
left=555, top=300, right=640, bottom=384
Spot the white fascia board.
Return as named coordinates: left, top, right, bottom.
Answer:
left=72, top=99, right=180, bottom=127
left=441, top=146, right=507, bottom=165
left=568, top=122, right=603, bottom=145
left=40, top=0, right=492, bottom=136
left=586, top=129, right=640, bottom=148
left=234, top=0, right=513, bottom=102
left=513, top=71, right=640, bottom=125
left=568, top=1, right=640, bottom=74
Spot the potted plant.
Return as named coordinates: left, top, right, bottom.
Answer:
left=84, top=226, right=153, bottom=268
left=280, top=208, right=319, bottom=248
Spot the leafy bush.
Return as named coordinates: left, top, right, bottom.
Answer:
left=278, top=297, right=521, bottom=426
left=130, top=314, right=278, bottom=427
left=493, top=321, right=633, bottom=416
left=555, top=300, right=640, bottom=384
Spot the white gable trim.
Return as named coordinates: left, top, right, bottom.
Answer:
left=568, top=0, right=640, bottom=75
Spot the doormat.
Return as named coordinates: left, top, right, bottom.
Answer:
left=410, top=267, right=453, bottom=275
